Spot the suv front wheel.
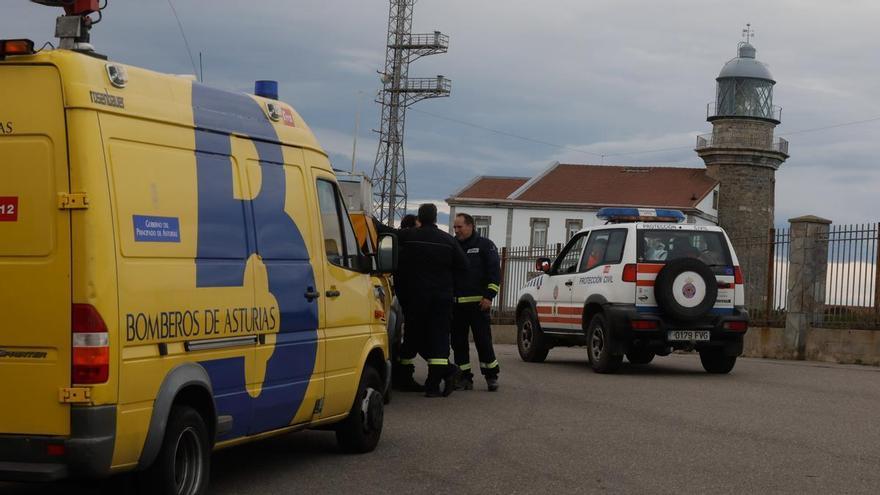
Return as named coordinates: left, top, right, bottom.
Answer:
left=517, top=306, right=550, bottom=362
left=586, top=313, right=622, bottom=373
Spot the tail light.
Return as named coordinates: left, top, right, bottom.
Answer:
left=733, top=266, right=744, bottom=285
left=622, top=264, right=637, bottom=283
left=630, top=319, right=658, bottom=330
left=72, top=304, right=109, bottom=384
left=46, top=444, right=65, bottom=457
left=723, top=320, right=748, bottom=332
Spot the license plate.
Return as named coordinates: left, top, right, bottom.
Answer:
left=667, top=330, right=710, bottom=341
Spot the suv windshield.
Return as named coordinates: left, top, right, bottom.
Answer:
left=637, top=229, right=732, bottom=265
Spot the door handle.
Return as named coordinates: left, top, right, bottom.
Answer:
left=325, top=289, right=341, bottom=298
left=304, top=287, right=321, bottom=301
left=564, top=280, right=574, bottom=287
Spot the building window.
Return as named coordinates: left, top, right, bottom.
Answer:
left=474, top=215, right=491, bottom=238
left=530, top=218, right=549, bottom=248
left=712, top=190, right=719, bottom=210
left=565, top=219, right=583, bottom=240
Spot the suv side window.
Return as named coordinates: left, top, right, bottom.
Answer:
left=552, top=233, right=588, bottom=275
left=578, top=229, right=627, bottom=272
left=316, top=179, right=366, bottom=271
left=603, top=229, right=627, bottom=264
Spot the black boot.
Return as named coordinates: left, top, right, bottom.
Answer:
left=486, top=375, right=499, bottom=392
left=455, top=372, right=474, bottom=391
left=392, top=364, right=424, bottom=392
left=425, top=364, right=460, bottom=397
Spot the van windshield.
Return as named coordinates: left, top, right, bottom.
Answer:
left=637, top=229, right=732, bottom=265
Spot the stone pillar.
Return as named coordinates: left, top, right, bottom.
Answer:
left=784, top=215, right=832, bottom=359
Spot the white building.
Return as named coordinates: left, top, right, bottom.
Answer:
left=446, top=162, right=719, bottom=249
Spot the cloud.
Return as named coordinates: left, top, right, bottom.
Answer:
left=7, top=0, right=880, bottom=225
left=331, top=48, right=384, bottom=75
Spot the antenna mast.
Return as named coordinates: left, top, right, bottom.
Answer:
left=31, top=0, right=103, bottom=51
left=370, top=0, right=451, bottom=225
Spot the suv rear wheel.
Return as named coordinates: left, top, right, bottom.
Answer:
left=586, top=313, right=622, bottom=373
left=517, top=306, right=550, bottom=362
left=699, top=348, right=737, bottom=374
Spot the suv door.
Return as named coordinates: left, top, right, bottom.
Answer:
left=536, top=234, right=588, bottom=330
left=313, top=174, right=372, bottom=418
left=571, top=229, right=629, bottom=317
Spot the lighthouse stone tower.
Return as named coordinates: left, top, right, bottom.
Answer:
left=696, top=36, right=789, bottom=312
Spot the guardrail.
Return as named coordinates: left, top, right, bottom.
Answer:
left=696, top=133, right=789, bottom=154
left=393, top=76, right=451, bottom=93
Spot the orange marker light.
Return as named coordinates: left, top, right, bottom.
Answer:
left=0, top=39, right=35, bottom=57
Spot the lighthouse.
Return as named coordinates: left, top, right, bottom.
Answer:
left=696, top=27, right=789, bottom=311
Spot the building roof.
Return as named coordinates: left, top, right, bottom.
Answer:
left=452, top=176, right=530, bottom=200
left=449, top=164, right=718, bottom=209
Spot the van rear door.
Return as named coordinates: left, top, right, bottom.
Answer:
left=0, top=65, right=72, bottom=435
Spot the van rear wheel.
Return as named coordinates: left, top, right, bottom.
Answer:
left=336, top=366, right=384, bottom=453
left=141, top=405, right=210, bottom=495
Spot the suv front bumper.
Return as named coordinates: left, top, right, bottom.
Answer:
left=605, top=304, right=749, bottom=355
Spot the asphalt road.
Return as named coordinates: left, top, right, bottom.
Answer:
left=3, top=344, right=880, bottom=494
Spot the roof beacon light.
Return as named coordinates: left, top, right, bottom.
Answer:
left=255, top=80, right=279, bottom=100
left=0, top=39, right=35, bottom=58
left=597, top=207, right=686, bottom=224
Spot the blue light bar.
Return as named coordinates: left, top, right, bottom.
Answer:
left=254, top=80, right=278, bottom=100
left=596, top=207, right=686, bottom=223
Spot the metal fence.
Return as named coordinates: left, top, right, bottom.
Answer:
left=817, top=223, right=880, bottom=329
left=494, top=244, right=563, bottom=318
left=731, top=228, right=791, bottom=327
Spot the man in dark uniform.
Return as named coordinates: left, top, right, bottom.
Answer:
left=451, top=213, right=502, bottom=391
left=388, top=204, right=468, bottom=397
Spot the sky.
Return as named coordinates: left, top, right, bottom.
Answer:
left=4, top=0, right=880, bottom=227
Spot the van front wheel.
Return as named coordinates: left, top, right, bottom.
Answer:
left=336, top=366, right=384, bottom=453
left=141, top=405, right=210, bottom=495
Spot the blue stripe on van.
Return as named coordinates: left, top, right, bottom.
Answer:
left=191, top=83, right=318, bottom=440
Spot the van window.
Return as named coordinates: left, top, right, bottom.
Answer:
left=316, top=180, right=365, bottom=271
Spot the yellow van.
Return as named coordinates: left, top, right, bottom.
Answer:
left=0, top=42, right=396, bottom=494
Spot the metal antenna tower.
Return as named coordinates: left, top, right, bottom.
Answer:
left=370, top=0, right=451, bottom=225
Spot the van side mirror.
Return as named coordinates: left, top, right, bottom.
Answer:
left=375, top=233, right=398, bottom=274
left=535, top=257, right=552, bottom=273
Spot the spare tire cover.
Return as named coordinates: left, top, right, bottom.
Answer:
left=653, top=258, right=718, bottom=321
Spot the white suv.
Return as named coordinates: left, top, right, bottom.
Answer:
left=515, top=208, right=748, bottom=374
